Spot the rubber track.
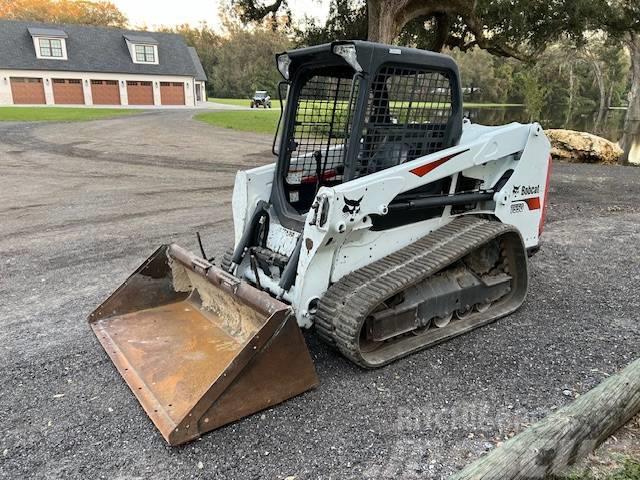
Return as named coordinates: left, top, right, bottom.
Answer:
left=314, top=216, right=523, bottom=368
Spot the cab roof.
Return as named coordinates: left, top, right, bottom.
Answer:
left=278, top=40, right=460, bottom=80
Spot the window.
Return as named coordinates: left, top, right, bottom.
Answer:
left=355, top=65, right=453, bottom=177
left=39, top=38, right=64, bottom=58
left=91, top=80, right=118, bottom=85
left=283, top=69, right=359, bottom=212
left=134, top=45, right=155, bottom=63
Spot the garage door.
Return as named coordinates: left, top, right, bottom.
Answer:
left=10, top=77, right=45, bottom=104
left=160, top=82, right=185, bottom=105
left=127, top=81, right=154, bottom=105
left=91, top=80, right=121, bottom=105
left=52, top=78, right=85, bottom=105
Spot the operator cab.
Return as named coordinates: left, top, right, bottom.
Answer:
left=270, top=40, right=463, bottom=230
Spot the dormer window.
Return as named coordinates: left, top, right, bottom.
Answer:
left=39, top=38, right=64, bottom=58
left=124, top=34, right=159, bottom=65
left=135, top=44, right=156, bottom=63
left=28, top=27, right=68, bottom=60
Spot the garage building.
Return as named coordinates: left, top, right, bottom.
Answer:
left=0, top=20, right=207, bottom=107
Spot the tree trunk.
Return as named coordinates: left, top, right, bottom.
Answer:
left=583, top=48, right=607, bottom=135
left=564, top=62, right=575, bottom=128
left=366, top=0, right=459, bottom=44
left=620, top=33, right=640, bottom=165
left=365, top=0, right=527, bottom=60
left=367, top=0, right=398, bottom=43
left=450, top=357, right=640, bottom=480
left=592, top=59, right=607, bottom=134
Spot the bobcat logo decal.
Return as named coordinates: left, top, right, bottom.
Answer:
left=342, top=196, right=364, bottom=218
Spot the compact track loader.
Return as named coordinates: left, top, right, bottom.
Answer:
left=90, top=41, right=552, bottom=445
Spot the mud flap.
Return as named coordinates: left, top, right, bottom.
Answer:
left=89, top=244, right=318, bottom=446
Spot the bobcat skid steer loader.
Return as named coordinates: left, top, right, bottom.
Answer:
left=89, top=41, right=552, bottom=445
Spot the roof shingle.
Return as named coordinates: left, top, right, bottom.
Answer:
left=0, top=20, right=205, bottom=79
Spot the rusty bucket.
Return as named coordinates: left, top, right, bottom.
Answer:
left=89, top=244, right=318, bottom=446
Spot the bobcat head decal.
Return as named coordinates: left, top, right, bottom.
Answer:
left=342, top=196, right=364, bottom=218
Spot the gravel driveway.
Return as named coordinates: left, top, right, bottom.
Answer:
left=1, top=111, right=639, bottom=479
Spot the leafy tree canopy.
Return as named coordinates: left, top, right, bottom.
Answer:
left=234, top=0, right=639, bottom=60
left=0, top=0, right=128, bottom=27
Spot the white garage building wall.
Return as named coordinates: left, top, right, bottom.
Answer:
left=0, top=69, right=197, bottom=106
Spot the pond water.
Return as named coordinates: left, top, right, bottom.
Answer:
left=465, top=106, right=626, bottom=142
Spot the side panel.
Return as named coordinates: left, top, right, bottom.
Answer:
left=493, top=133, right=552, bottom=244
left=232, top=163, right=276, bottom=247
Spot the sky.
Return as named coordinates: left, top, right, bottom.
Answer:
left=110, top=0, right=329, bottom=30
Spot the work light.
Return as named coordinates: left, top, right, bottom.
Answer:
left=333, top=43, right=362, bottom=72
left=277, top=53, right=292, bottom=80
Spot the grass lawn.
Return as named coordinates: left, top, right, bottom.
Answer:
left=558, top=457, right=640, bottom=480
left=195, top=110, right=280, bottom=134
left=208, top=97, right=520, bottom=109
left=197, top=99, right=523, bottom=135
left=0, top=106, right=141, bottom=122
left=209, top=97, right=284, bottom=109
left=208, top=97, right=250, bottom=106
left=466, top=102, right=523, bottom=108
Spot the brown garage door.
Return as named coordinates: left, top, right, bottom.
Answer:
left=52, top=78, right=85, bottom=105
left=91, top=80, right=121, bottom=105
left=160, top=82, right=185, bottom=105
left=10, top=77, right=45, bottom=104
left=127, top=81, right=154, bottom=105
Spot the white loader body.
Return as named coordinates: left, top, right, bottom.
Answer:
left=232, top=120, right=551, bottom=328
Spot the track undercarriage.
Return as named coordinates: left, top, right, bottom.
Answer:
left=314, top=216, right=528, bottom=368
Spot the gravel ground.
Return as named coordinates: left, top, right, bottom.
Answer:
left=1, top=111, right=639, bottom=479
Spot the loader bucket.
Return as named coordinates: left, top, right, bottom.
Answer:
left=88, top=244, right=318, bottom=446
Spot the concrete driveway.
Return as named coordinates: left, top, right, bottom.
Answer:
left=1, top=111, right=639, bottom=479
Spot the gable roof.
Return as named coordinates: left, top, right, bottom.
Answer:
left=0, top=20, right=204, bottom=79
left=188, top=47, right=207, bottom=81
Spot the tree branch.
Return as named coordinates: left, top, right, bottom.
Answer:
left=429, top=12, right=452, bottom=52
left=460, top=7, right=531, bottom=62
left=234, top=0, right=285, bottom=23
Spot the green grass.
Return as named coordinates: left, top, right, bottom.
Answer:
left=196, top=100, right=524, bottom=135
left=195, top=110, right=280, bottom=134
left=208, top=97, right=520, bottom=109
left=466, top=102, right=523, bottom=108
left=209, top=97, right=284, bottom=109
left=0, top=106, right=140, bottom=122
left=558, top=458, right=640, bottom=480
left=208, top=97, right=252, bottom=106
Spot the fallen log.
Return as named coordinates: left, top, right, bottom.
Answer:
left=450, top=358, right=640, bottom=480
left=546, top=129, right=623, bottom=164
